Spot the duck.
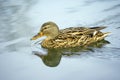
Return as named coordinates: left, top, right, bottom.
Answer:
left=31, top=21, right=110, bottom=49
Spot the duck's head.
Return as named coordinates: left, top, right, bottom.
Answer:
left=31, top=21, right=59, bottom=40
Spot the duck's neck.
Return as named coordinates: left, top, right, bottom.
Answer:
left=42, top=38, right=53, bottom=48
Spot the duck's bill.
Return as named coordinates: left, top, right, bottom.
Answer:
left=31, top=32, right=44, bottom=40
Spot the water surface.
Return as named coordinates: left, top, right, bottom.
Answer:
left=0, top=0, right=120, bottom=80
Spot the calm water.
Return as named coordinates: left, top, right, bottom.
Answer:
left=0, top=0, right=120, bottom=80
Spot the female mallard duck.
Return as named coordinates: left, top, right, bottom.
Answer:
left=31, top=21, right=110, bottom=48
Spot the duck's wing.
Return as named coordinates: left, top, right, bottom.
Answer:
left=57, top=27, right=83, bottom=39
left=52, top=27, right=109, bottom=48
left=58, top=27, right=107, bottom=38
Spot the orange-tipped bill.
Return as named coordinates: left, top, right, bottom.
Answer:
left=31, top=32, right=44, bottom=40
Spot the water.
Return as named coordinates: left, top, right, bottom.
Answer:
left=0, top=0, right=120, bottom=80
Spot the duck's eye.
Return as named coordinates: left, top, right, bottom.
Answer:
left=41, top=25, right=50, bottom=31
left=43, top=27, right=47, bottom=30
left=41, top=27, right=47, bottom=31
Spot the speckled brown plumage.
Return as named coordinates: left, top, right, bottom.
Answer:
left=31, top=21, right=110, bottom=49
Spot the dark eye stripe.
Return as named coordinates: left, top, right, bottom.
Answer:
left=43, top=27, right=47, bottom=29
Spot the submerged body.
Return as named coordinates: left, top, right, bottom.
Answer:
left=31, top=22, right=110, bottom=48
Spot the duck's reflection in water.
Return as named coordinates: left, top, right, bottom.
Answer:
left=34, top=49, right=62, bottom=67
left=33, top=39, right=110, bottom=67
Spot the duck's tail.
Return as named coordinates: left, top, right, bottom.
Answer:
left=102, top=32, right=111, bottom=37
left=97, top=32, right=110, bottom=41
